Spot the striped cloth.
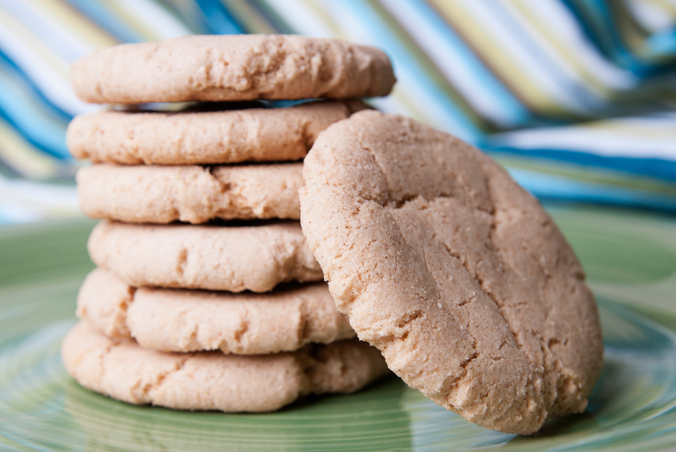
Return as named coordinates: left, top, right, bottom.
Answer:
left=1, top=0, right=676, bottom=223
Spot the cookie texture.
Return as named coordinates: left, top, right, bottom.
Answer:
left=68, top=101, right=368, bottom=165
left=71, top=35, right=396, bottom=103
left=88, top=220, right=322, bottom=292
left=77, top=268, right=355, bottom=354
left=62, top=321, right=389, bottom=412
left=77, top=163, right=302, bottom=223
left=300, top=111, right=603, bottom=434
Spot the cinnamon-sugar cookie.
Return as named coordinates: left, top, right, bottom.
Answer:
left=62, top=321, right=389, bottom=412
left=77, top=268, right=354, bottom=354
left=77, top=163, right=303, bottom=223
left=88, top=220, right=322, bottom=292
left=300, top=111, right=603, bottom=434
left=71, top=35, right=395, bottom=103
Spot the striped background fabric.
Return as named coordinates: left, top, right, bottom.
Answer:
left=1, top=0, right=676, bottom=223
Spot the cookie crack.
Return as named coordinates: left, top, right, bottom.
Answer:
left=141, top=355, right=192, bottom=398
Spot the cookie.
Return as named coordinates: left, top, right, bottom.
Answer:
left=62, top=321, right=389, bottom=412
left=77, top=268, right=355, bottom=354
left=68, top=100, right=368, bottom=165
left=299, top=111, right=603, bottom=434
left=77, top=163, right=302, bottom=224
left=88, top=220, right=322, bottom=292
left=71, top=35, right=396, bottom=104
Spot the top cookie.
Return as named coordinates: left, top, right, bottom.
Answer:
left=71, top=35, right=396, bottom=104
left=300, top=111, right=603, bottom=435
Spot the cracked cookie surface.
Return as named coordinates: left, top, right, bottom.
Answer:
left=77, top=268, right=355, bottom=354
left=299, top=111, right=603, bottom=434
left=68, top=100, right=368, bottom=165
left=62, top=321, right=389, bottom=412
left=71, top=35, right=396, bottom=103
left=77, top=163, right=303, bottom=223
left=88, top=220, right=322, bottom=292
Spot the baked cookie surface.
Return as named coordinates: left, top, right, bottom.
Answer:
left=71, top=35, right=395, bottom=103
left=68, top=101, right=367, bottom=165
left=77, top=163, right=303, bottom=223
left=88, top=220, right=322, bottom=292
left=77, top=268, right=355, bottom=354
left=62, top=321, right=389, bottom=412
left=300, top=111, right=603, bottom=434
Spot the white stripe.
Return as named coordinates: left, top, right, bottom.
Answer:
left=460, top=0, right=589, bottom=113
left=1, top=0, right=96, bottom=62
left=0, top=176, right=79, bottom=223
left=263, top=0, right=335, bottom=38
left=0, top=12, right=96, bottom=115
left=521, top=0, right=637, bottom=89
left=113, top=0, right=192, bottom=39
left=625, top=0, right=675, bottom=32
left=490, top=122, right=676, bottom=159
left=380, top=0, right=516, bottom=127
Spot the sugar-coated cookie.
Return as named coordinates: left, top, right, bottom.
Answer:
left=77, top=163, right=302, bottom=223
left=77, top=268, right=355, bottom=354
left=68, top=101, right=368, bottom=165
left=300, top=111, right=603, bottom=434
left=88, top=221, right=322, bottom=292
left=62, top=321, right=389, bottom=412
left=71, top=35, right=395, bottom=103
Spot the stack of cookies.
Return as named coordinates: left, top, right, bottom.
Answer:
left=61, top=35, right=396, bottom=412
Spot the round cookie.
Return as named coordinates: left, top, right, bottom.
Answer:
left=77, top=268, right=355, bottom=354
left=68, top=100, right=368, bottom=165
left=88, top=220, right=322, bottom=292
left=71, top=35, right=396, bottom=103
left=62, top=321, right=389, bottom=412
left=299, top=111, right=603, bottom=434
left=77, top=163, right=302, bottom=224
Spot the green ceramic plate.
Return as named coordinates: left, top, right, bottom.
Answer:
left=2, top=206, right=676, bottom=451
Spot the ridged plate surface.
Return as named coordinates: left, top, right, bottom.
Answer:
left=2, top=207, right=676, bottom=451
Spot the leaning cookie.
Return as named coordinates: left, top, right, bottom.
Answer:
left=62, top=321, right=389, bottom=412
left=68, top=100, right=368, bottom=165
left=77, top=268, right=355, bottom=354
left=300, top=111, right=603, bottom=434
left=88, top=221, right=322, bottom=292
left=77, top=163, right=302, bottom=223
left=71, top=35, right=396, bottom=103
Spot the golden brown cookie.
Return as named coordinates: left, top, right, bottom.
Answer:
left=77, top=268, right=355, bottom=354
left=88, top=220, right=322, bottom=292
left=62, top=321, right=389, bottom=412
left=77, top=163, right=303, bottom=223
left=300, top=111, right=603, bottom=434
left=71, top=35, right=395, bottom=103
left=68, top=101, right=368, bottom=165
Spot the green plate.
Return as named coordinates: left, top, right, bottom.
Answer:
left=2, top=206, right=676, bottom=451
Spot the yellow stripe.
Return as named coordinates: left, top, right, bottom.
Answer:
left=511, top=0, right=610, bottom=98
left=0, top=119, right=60, bottom=180
left=302, top=0, right=344, bottom=37
left=0, top=10, right=70, bottom=80
left=98, top=0, right=165, bottom=42
left=581, top=120, right=676, bottom=139
left=430, top=0, right=566, bottom=115
left=27, top=0, right=118, bottom=49
left=220, top=0, right=277, bottom=34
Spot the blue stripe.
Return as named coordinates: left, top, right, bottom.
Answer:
left=0, top=51, right=72, bottom=122
left=65, top=0, right=144, bottom=43
left=195, top=0, right=245, bottom=34
left=562, top=0, right=659, bottom=75
left=511, top=168, right=676, bottom=213
left=0, top=61, right=69, bottom=160
left=489, top=0, right=606, bottom=112
left=343, top=0, right=483, bottom=141
left=485, top=145, right=676, bottom=182
left=406, top=0, right=532, bottom=127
